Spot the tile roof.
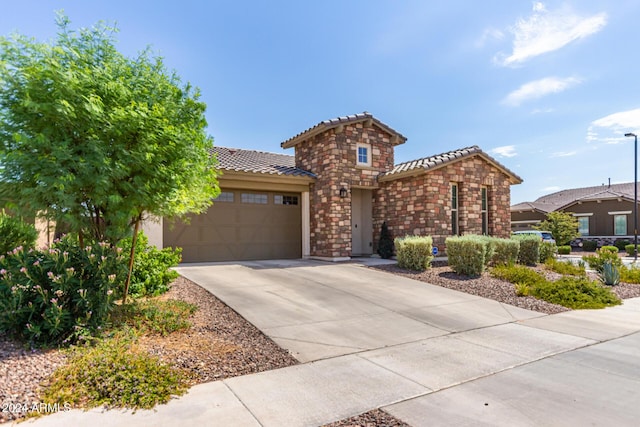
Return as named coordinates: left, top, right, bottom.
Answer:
left=511, top=182, right=638, bottom=212
left=281, top=112, right=407, bottom=148
left=380, top=145, right=523, bottom=183
left=211, top=147, right=315, bottom=178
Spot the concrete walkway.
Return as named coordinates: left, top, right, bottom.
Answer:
left=22, top=260, right=640, bottom=427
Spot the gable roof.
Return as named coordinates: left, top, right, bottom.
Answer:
left=511, top=182, right=638, bottom=212
left=281, top=112, right=407, bottom=149
left=379, top=145, right=523, bottom=184
left=212, top=147, right=316, bottom=178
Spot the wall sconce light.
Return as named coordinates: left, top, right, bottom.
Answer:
left=339, top=187, right=348, bottom=198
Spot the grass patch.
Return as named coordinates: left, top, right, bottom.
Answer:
left=110, top=299, right=197, bottom=336
left=491, top=264, right=620, bottom=309
left=42, top=330, right=191, bottom=409
left=544, top=258, right=586, bottom=276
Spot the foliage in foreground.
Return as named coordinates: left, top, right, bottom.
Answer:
left=491, top=264, right=620, bottom=309
left=0, top=237, right=125, bottom=345
left=395, top=236, right=433, bottom=271
left=117, top=232, right=181, bottom=298
left=42, top=331, right=190, bottom=409
left=621, top=264, right=640, bottom=284
left=582, top=247, right=623, bottom=273
left=544, top=258, right=586, bottom=276
left=110, top=299, right=197, bottom=336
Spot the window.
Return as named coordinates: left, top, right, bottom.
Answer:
left=274, top=195, right=299, bottom=205
left=578, top=217, right=589, bottom=236
left=614, top=215, right=627, bottom=235
left=451, top=183, right=459, bottom=235
left=356, top=143, right=371, bottom=166
left=215, top=191, right=234, bottom=202
left=481, top=187, right=488, bottom=235
left=241, top=193, right=267, bottom=204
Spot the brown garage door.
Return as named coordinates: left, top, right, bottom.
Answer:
left=163, top=190, right=302, bottom=262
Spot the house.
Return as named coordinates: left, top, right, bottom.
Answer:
left=511, top=182, right=639, bottom=246
left=150, top=112, right=522, bottom=262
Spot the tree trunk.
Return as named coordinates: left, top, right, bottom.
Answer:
left=122, top=217, right=141, bottom=305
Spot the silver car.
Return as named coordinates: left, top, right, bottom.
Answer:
left=514, top=230, right=556, bottom=244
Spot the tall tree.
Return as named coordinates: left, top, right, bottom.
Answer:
left=534, top=211, right=580, bottom=246
left=0, top=14, right=219, bottom=302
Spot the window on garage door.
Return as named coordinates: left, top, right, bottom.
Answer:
left=274, top=194, right=299, bottom=205
left=241, top=193, right=268, bottom=204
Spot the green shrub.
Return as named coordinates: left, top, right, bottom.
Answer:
left=582, top=240, right=598, bottom=252
left=539, top=241, right=557, bottom=263
left=491, top=237, right=520, bottom=266
left=118, top=232, right=181, bottom=297
left=601, top=245, right=619, bottom=253
left=445, top=235, right=488, bottom=276
left=111, top=299, right=197, bottom=336
left=491, top=264, right=547, bottom=288
left=614, top=239, right=630, bottom=251
left=582, top=248, right=623, bottom=274
left=395, top=236, right=433, bottom=271
left=625, top=244, right=638, bottom=257
left=544, top=258, right=586, bottom=276
left=621, top=264, right=640, bottom=284
left=0, top=237, right=126, bottom=345
left=0, top=211, right=38, bottom=255
left=599, top=260, right=620, bottom=286
left=377, top=221, right=394, bottom=259
left=42, top=332, right=190, bottom=409
left=513, top=235, right=540, bottom=265
left=557, top=245, right=571, bottom=255
left=531, top=277, right=621, bottom=309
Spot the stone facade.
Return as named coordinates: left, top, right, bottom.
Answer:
left=373, top=157, right=513, bottom=252
left=293, top=122, right=396, bottom=258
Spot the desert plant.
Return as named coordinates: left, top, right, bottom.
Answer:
left=0, top=210, right=38, bottom=255
left=557, top=245, right=571, bottom=255
left=445, top=235, right=487, bottom=276
left=512, top=235, right=540, bottom=265
left=491, top=264, right=548, bottom=288
left=539, top=241, right=557, bottom=263
left=583, top=248, right=622, bottom=274
left=582, top=240, right=598, bottom=252
left=621, top=264, right=640, bottom=284
left=599, top=260, right=620, bottom=286
left=110, top=299, right=197, bottom=336
left=394, top=236, right=433, bottom=271
left=377, top=221, right=394, bottom=259
left=531, top=276, right=621, bottom=309
left=491, top=237, right=520, bottom=266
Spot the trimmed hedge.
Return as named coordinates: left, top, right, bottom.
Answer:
left=626, top=244, right=638, bottom=256
left=446, top=235, right=488, bottom=276
left=557, top=245, right=571, bottom=255
left=491, top=238, right=519, bottom=266
left=582, top=240, right=598, bottom=252
left=395, top=236, right=433, bottom=271
left=512, top=235, right=540, bottom=265
left=539, top=241, right=557, bottom=263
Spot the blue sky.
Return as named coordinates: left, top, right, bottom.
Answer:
left=2, top=1, right=639, bottom=204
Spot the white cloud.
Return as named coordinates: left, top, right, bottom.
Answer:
left=490, top=145, right=517, bottom=158
left=495, top=3, right=607, bottom=66
left=550, top=151, right=577, bottom=158
left=475, top=27, right=504, bottom=48
left=502, top=76, right=582, bottom=106
left=589, top=108, right=640, bottom=143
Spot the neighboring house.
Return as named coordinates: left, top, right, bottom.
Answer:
left=152, top=112, right=522, bottom=262
left=511, top=182, right=639, bottom=246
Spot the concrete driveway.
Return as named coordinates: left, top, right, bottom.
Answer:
left=26, top=259, right=640, bottom=427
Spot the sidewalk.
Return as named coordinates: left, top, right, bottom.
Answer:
left=20, top=261, right=640, bottom=427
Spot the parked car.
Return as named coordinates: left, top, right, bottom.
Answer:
left=514, top=230, right=556, bottom=244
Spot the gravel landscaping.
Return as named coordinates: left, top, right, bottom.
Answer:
left=3, top=262, right=640, bottom=425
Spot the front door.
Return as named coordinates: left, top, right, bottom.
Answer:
left=351, top=188, right=373, bottom=256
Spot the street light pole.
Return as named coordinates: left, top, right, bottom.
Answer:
left=625, top=132, right=638, bottom=262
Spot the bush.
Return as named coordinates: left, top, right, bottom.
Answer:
left=614, top=239, right=630, bottom=251
left=625, top=244, right=638, bottom=257
left=557, top=245, right=571, bottom=255
left=118, top=232, right=181, bottom=297
left=621, top=264, right=640, bottom=284
left=445, top=235, right=487, bottom=276
left=582, top=240, right=598, bottom=252
left=491, top=238, right=520, bottom=266
left=601, top=245, right=618, bottom=253
left=377, top=221, right=394, bottom=259
left=599, top=260, right=620, bottom=286
left=42, top=331, right=190, bottom=409
left=539, top=241, right=557, bottom=263
left=491, top=264, right=547, bottom=288
left=531, top=277, right=621, bottom=309
left=395, top=236, right=433, bottom=271
left=545, top=258, right=586, bottom=276
left=0, top=211, right=38, bottom=255
left=111, top=299, right=197, bottom=336
left=513, top=235, right=540, bottom=265
left=582, top=248, right=622, bottom=274
left=0, top=237, right=126, bottom=345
